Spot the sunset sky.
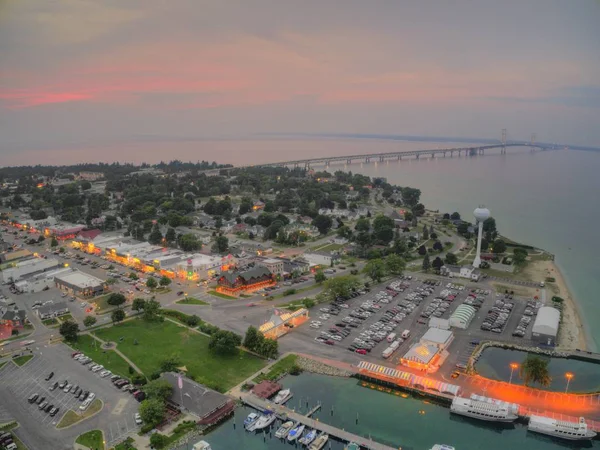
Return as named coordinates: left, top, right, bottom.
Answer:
left=1, top=0, right=599, bottom=161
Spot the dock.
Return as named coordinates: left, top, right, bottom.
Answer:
left=305, top=403, right=322, bottom=417
left=241, top=393, right=400, bottom=450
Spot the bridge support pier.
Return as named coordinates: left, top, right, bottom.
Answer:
left=416, top=154, right=420, bottom=159
left=431, top=152, right=435, bottom=159
left=346, top=159, right=351, bottom=164
left=397, top=155, right=401, bottom=160
left=365, top=157, right=370, bottom=163
left=379, top=155, right=384, bottom=162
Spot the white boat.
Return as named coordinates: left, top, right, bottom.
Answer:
left=528, top=415, right=597, bottom=441
left=309, top=433, right=329, bottom=450
left=275, top=420, right=295, bottom=438
left=450, top=396, right=518, bottom=422
left=193, top=441, right=212, bottom=450
left=299, top=428, right=317, bottom=445
left=287, top=424, right=306, bottom=442
left=243, top=412, right=259, bottom=430
left=248, top=413, right=276, bottom=431
left=430, top=445, right=455, bottom=450
left=273, top=388, right=292, bottom=404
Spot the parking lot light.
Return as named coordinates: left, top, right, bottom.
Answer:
left=565, top=372, right=574, bottom=393
left=508, top=362, right=518, bottom=384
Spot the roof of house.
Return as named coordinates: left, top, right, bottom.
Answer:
left=37, top=301, right=68, bottom=316
left=0, top=306, right=26, bottom=321
left=420, top=327, right=453, bottom=345
left=162, top=372, right=231, bottom=419
left=55, top=270, right=104, bottom=288
left=532, top=306, right=560, bottom=337
left=78, top=229, right=102, bottom=241
left=219, top=266, right=272, bottom=284
left=402, top=343, right=439, bottom=365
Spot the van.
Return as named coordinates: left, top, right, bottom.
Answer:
left=401, top=330, right=410, bottom=339
left=386, top=333, right=396, bottom=343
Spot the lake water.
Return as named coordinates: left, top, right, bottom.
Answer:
left=188, top=373, right=599, bottom=450
left=475, top=347, right=600, bottom=392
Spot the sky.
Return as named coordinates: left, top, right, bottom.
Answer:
left=1, top=0, right=599, bottom=164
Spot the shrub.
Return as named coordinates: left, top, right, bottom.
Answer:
left=289, top=364, right=303, bottom=375
left=149, top=432, right=167, bottom=449
left=186, top=315, right=200, bottom=327
left=132, top=374, right=147, bottom=386
left=140, top=423, right=154, bottom=434
left=283, top=288, right=297, bottom=296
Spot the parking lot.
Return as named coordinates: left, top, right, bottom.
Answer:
left=0, top=343, right=140, bottom=449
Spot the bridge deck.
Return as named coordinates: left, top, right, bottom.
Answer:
left=241, top=393, right=400, bottom=450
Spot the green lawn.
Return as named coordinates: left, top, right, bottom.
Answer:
left=58, top=314, right=73, bottom=322
left=208, top=290, right=237, bottom=300
left=0, top=361, right=6, bottom=370
left=68, top=335, right=132, bottom=377
left=57, top=399, right=103, bottom=429
left=253, top=354, right=298, bottom=383
left=42, top=318, right=59, bottom=327
left=75, top=429, right=105, bottom=450
left=92, top=294, right=116, bottom=313
left=13, top=355, right=33, bottom=366
left=111, top=437, right=137, bottom=450
left=94, top=319, right=266, bottom=392
left=0, top=423, right=27, bottom=450
left=176, top=297, right=209, bottom=306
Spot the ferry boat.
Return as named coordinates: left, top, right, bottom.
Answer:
left=451, top=396, right=518, bottom=422
left=275, top=420, right=295, bottom=438
left=192, top=441, right=212, bottom=450
left=287, top=424, right=306, bottom=442
left=309, top=433, right=329, bottom=450
left=299, top=429, right=317, bottom=445
left=430, top=445, right=455, bottom=450
left=243, top=412, right=259, bottom=430
left=273, top=388, right=292, bottom=404
left=247, top=413, right=276, bottom=431
left=528, top=415, right=597, bottom=441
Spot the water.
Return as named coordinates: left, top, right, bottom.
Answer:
left=475, top=347, right=600, bottom=392
left=191, top=373, right=599, bottom=450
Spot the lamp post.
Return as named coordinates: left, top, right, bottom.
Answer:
left=565, top=372, right=574, bottom=393
left=509, top=363, right=518, bottom=384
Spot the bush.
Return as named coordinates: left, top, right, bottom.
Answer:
left=283, top=288, right=297, bottom=296
left=199, top=323, right=219, bottom=335
left=150, top=371, right=162, bottom=380
left=186, top=315, right=200, bottom=327
left=552, top=296, right=564, bottom=303
left=132, top=374, right=147, bottom=386
left=140, top=423, right=154, bottom=434
left=150, top=432, right=167, bottom=449
left=289, top=364, right=303, bottom=375
left=161, top=309, right=192, bottom=324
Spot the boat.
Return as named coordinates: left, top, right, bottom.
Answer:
left=273, top=388, right=292, bottom=404
left=450, top=396, right=518, bottom=422
left=430, top=445, right=455, bottom=450
left=287, top=424, right=306, bottom=442
left=275, top=420, right=295, bottom=438
left=243, top=412, right=259, bottom=430
left=192, top=441, right=212, bottom=450
left=527, top=415, right=597, bottom=441
left=309, top=433, right=329, bottom=450
left=299, top=428, right=317, bottom=445
left=344, top=443, right=360, bottom=450
left=248, top=413, right=276, bottom=431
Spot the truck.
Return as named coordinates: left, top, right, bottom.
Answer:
left=382, top=347, right=394, bottom=359
left=401, top=329, right=411, bottom=339
left=386, top=332, right=396, bottom=343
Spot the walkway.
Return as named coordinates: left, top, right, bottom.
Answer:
left=87, top=334, right=144, bottom=375
left=241, top=393, right=400, bottom=450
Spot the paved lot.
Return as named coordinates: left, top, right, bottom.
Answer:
left=0, top=343, right=140, bottom=449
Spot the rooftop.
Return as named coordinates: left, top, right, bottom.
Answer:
left=420, top=327, right=454, bottom=345
left=402, top=342, right=439, bottom=365
left=55, top=269, right=104, bottom=288
left=162, top=372, right=231, bottom=419
left=37, top=301, right=68, bottom=316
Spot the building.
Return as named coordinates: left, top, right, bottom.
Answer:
left=252, top=200, right=265, bottom=211
left=1, top=258, right=61, bottom=283
left=36, top=302, right=69, bottom=320
left=303, top=251, right=340, bottom=268
left=0, top=249, right=32, bottom=264
left=400, top=327, right=454, bottom=373
left=441, top=265, right=481, bottom=282
left=532, top=306, right=560, bottom=346
left=259, top=308, right=309, bottom=340
left=54, top=269, right=106, bottom=297
left=0, top=305, right=27, bottom=328
left=449, top=304, right=477, bottom=329
left=44, top=224, right=86, bottom=240
left=420, top=328, right=454, bottom=349
left=216, top=266, right=275, bottom=296
left=280, top=258, right=310, bottom=275
left=162, top=372, right=234, bottom=425
left=14, top=267, right=71, bottom=293
left=78, top=171, right=104, bottom=181
left=258, top=258, right=285, bottom=276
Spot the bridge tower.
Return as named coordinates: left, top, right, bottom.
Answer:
left=501, top=129, right=507, bottom=154
left=530, top=133, right=536, bottom=152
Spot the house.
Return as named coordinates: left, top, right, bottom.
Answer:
left=36, top=302, right=69, bottom=320
left=78, top=171, right=104, bottom=181
left=193, top=213, right=216, bottom=228
left=77, top=229, right=102, bottom=241
left=346, top=191, right=360, bottom=200
left=257, top=258, right=285, bottom=276
left=303, top=251, right=340, bottom=268
left=0, top=305, right=27, bottom=328
left=252, top=200, right=265, bottom=211
left=221, top=219, right=237, bottom=232
left=248, top=225, right=266, bottom=239
left=297, top=216, right=313, bottom=224
left=216, top=266, right=275, bottom=295
left=280, top=257, right=310, bottom=275
left=231, top=223, right=248, bottom=234
left=389, top=210, right=406, bottom=226
left=440, top=265, right=481, bottom=282
left=332, top=237, right=348, bottom=245
left=282, top=223, right=320, bottom=239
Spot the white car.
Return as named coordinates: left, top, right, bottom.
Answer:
left=63, top=383, right=72, bottom=393
left=99, top=370, right=111, bottom=377
left=135, top=413, right=142, bottom=425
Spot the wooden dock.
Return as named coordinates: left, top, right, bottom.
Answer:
left=305, top=403, right=322, bottom=417
left=241, top=393, right=401, bottom=450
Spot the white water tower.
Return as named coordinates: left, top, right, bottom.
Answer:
left=473, top=206, right=491, bottom=268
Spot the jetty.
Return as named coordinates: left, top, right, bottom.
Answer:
left=241, top=393, right=400, bottom=450
left=305, top=403, right=322, bottom=417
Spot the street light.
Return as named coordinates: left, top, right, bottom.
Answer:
left=509, top=362, right=519, bottom=384
left=565, top=372, right=574, bottom=393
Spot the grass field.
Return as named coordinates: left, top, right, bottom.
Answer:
left=0, top=422, right=27, bottom=449
left=0, top=361, right=6, bottom=370
left=76, top=429, right=105, bottom=450
left=68, top=335, right=132, bottom=377
left=176, top=297, right=209, bottom=306
left=253, top=354, right=298, bottom=383
left=57, top=399, right=103, bottom=429
left=13, top=355, right=33, bottom=366
left=94, top=319, right=266, bottom=391
left=208, top=290, right=236, bottom=300
left=111, top=437, right=136, bottom=450
left=42, top=318, right=59, bottom=327
left=92, top=294, right=116, bottom=313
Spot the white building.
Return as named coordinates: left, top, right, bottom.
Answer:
left=1, top=258, right=61, bottom=283
left=172, top=254, right=224, bottom=279
left=259, top=258, right=285, bottom=276
left=54, top=270, right=106, bottom=297
left=449, top=304, right=477, bottom=329
left=14, top=267, right=71, bottom=293
left=441, top=265, right=481, bottom=282
left=36, top=301, right=70, bottom=320
left=420, top=327, right=454, bottom=349
left=532, top=306, right=560, bottom=346
left=303, top=252, right=340, bottom=267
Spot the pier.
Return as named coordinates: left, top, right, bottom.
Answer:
left=241, top=393, right=401, bottom=450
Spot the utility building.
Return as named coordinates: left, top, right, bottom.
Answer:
left=532, top=306, right=560, bottom=346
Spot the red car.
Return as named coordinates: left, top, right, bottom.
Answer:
left=72, top=352, right=82, bottom=358
left=246, top=303, right=257, bottom=307
left=325, top=340, right=335, bottom=346
left=355, top=349, right=367, bottom=355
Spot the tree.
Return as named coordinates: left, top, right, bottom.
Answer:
left=450, top=212, right=461, bottom=220
left=159, top=276, right=171, bottom=287
left=144, top=380, right=174, bottom=401
left=80, top=181, right=92, bottom=190
left=165, top=227, right=176, bottom=244
left=139, top=398, right=166, bottom=425
left=422, top=253, right=431, bottom=272
left=243, top=326, right=261, bottom=350
left=83, top=316, right=97, bottom=328
left=374, top=226, right=394, bottom=245
left=417, top=245, right=427, bottom=256
left=132, top=297, right=146, bottom=311
left=422, top=225, right=429, bottom=241
left=445, top=252, right=458, bottom=265
left=355, top=217, right=370, bottom=232
left=143, top=299, right=162, bottom=321
left=385, top=254, right=405, bottom=275
left=257, top=337, right=279, bottom=359
left=179, top=233, right=202, bottom=251
left=492, top=239, right=507, bottom=254
left=519, top=355, right=552, bottom=387
left=146, top=277, right=157, bottom=289
left=433, top=240, right=443, bottom=252
left=59, top=320, right=79, bottom=342
left=107, top=293, right=126, bottom=306
left=314, top=270, right=327, bottom=283
left=513, top=248, right=529, bottom=264
left=160, top=354, right=181, bottom=372
left=149, top=433, right=168, bottom=449
left=432, top=256, right=444, bottom=271
left=391, top=239, right=407, bottom=255
left=363, top=258, right=386, bottom=282
left=50, top=237, right=58, bottom=248
left=482, top=217, right=498, bottom=242
left=209, top=330, right=241, bottom=355
left=323, top=275, right=360, bottom=301
left=111, top=308, right=126, bottom=324
left=211, top=235, right=229, bottom=253
left=336, top=225, right=352, bottom=239
left=312, top=215, right=333, bottom=235
left=148, top=223, right=163, bottom=245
